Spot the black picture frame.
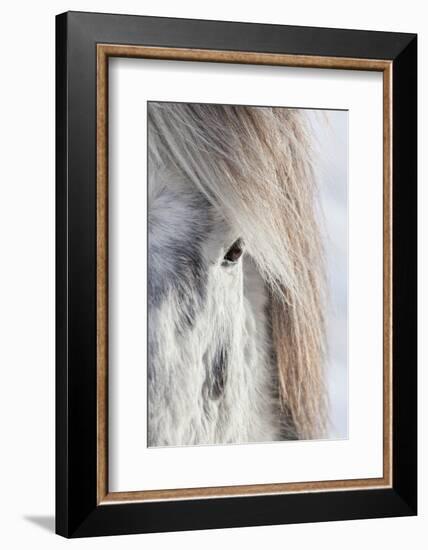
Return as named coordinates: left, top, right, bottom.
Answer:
left=56, top=11, right=417, bottom=538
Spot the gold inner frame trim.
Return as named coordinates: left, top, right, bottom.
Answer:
left=96, top=44, right=393, bottom=505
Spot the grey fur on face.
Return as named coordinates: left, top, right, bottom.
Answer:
left=148, top=184, right=211, bottom=329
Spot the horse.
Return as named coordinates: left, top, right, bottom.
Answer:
left=147, top=102, right=328, bottom=447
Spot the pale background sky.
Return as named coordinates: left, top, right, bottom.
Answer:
left=313, top=110, right=349, bottom=439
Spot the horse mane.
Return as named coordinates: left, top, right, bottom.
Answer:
left=148, top=102, right=328, bottom=439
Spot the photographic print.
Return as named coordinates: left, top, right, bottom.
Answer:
left=147, top=102, right=348, bottom=448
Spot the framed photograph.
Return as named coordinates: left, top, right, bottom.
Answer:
left=56, top=11, right=417, bottom=537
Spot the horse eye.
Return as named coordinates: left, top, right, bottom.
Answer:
left=223, top=239, right=243, bottom=263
